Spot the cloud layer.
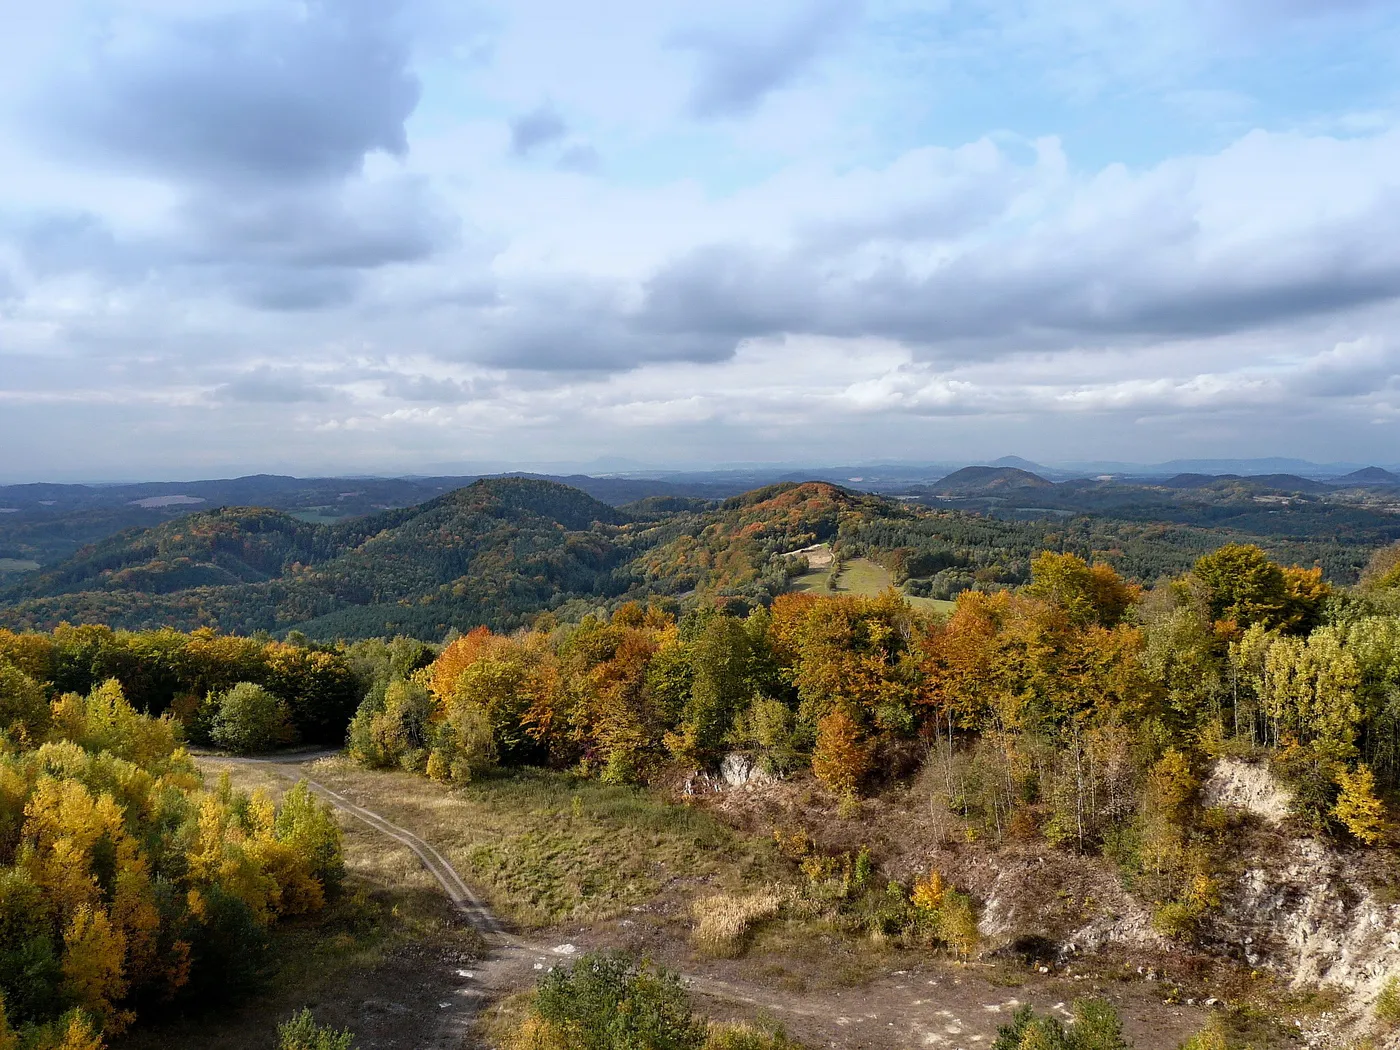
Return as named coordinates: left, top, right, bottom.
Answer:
left=1, top=0, right=1399, bottom=479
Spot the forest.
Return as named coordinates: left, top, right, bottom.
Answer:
left=3, top=477, right=1394, bottom=644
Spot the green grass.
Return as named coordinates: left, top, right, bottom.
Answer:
left=789, top=557, right=955, bottom=614
left=0, top=558, right=40, bottom=574
left=310, top=761, right=787, bottom=929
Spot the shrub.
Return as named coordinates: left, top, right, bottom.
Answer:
left=691, top=893, right=781, bottom=956
left=277, top=1008, right=356, bottom=1050
left=530, top=951, right=707, bottom=1050
left=992, top=1000, right=1129, bottom=1050
left=1176, top=1017, right=1229, bottom=1050
left=210, top=682, right=295, bottom=754
left=428, top=698, right=497, bottom=784
left=704, top=1022, right=804, bottom=1049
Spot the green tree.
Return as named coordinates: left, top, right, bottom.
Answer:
left=1192, top=544, right=1287, bottom=630
left=0, top=663, right=49, bottom=743
left=211, top=682, right=296, bottom=754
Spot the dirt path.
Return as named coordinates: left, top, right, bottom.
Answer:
left=214, top=754, right=1205, bottom=1050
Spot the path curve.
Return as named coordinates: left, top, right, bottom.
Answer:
left=204, top=752, right=1204, bottom=1049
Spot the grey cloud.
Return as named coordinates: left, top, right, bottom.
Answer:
left=41, top=0, right=419, bottom=186
left=629, top=185, right=1400, bottom=359
left=214, top=370, right=336, bottom=403
left=557, top=144, right=601, bottom=174
left=509, top=106, right=569, bottom=157
left=380, top=374, right=483, bottom=402
left=180, top=177, right=454, bottom=270
left=674, top=0, right=857, bottom=119
left=7, top=176, right=454, bottom=312
left=14, top=212, right=138, bottom=280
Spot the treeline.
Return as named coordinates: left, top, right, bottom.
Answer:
left=353, top=540, right=1400, bottom=939
left=0, top=626, right=361, bottom=748
left=0, top=677, right=343, bottom=1048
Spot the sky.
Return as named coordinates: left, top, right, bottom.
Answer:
left=2, top=0, right=1400, bottom=480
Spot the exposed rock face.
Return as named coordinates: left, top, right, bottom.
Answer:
left=719, top=753, right=777, bottom=789
left=1218, top=838, right=1400, bottom=1007
left=1200, top=757, right=1294, bottom=825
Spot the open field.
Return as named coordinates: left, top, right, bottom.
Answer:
left=0, top=558, right=39, bottom=574
left=305, top=758, right=786, bottom=930
left=789, top=554, right=957, bottom=614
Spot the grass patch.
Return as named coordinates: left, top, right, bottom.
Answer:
left=789, top=557, right=955, bottom=614
left=309, top=760, right=787, bottom=929
left=691, top=892, right=782, bottom=957
left=0, top=558, right=40, bottom=574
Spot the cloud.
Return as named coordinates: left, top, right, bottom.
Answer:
left=379, top=374, right=484, bottom=402
left=41, top=0, right=420, bottom=186
left=556, top=144, right=601, bottom=173
left=214, top=369, right=336, bottom=404
left=509, top=105, right=569, bottom=157
left=674, top=0, right=856, bottom=118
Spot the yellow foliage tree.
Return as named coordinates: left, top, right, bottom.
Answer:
left=911, top=869, right=946, bottom=912
left=1334, top=764, right=1386, bottom=845
left=51, top=1012, right=105, bottom=1050
left=61, top=905, right=129, bottom=1031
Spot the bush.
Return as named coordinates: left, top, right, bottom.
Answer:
left=993, top=999, right=1130, bottom=1050
left=428, top=698, right=497, bottom=784
left=277, top=1008, right=356, bottom=1050
left=529, top=951, right=707, bottom=1050
left=210, top=682, right=295, bottom=754
left=704, top=1022, right=804, bottom=1049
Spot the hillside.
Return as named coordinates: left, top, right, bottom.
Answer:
left=1340, top=466, right=1400, bottom=486
left=928, top=465, right=1054, bottom=495
left=0, top=478, right=634, bottom=638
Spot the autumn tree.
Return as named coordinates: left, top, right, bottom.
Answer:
left=1334, top=764, right=1386, bottom=844
left=811, top=707, right=871, bottom=798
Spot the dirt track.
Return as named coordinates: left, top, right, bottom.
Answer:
left=214, top=753, right=1207, bottom=1050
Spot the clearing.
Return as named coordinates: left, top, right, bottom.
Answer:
left=789, top=550, right=956, bottom=615
left=129, top=755, right=1218, bottom=1050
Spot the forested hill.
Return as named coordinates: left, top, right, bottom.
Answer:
left=0, top=477, right=633, bottom=639
left=0, top=476, right=1386, bottom=641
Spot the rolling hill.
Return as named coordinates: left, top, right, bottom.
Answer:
left=927, top=465, right=1054, bottom=495
left=0, top=478, right=635, bottom=639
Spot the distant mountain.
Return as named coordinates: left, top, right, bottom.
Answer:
left=1338, top=467, right=1400, bottom=486
left=1157, top=473, right=1329, bottom=495
left=928, top=466, right=1054, bottom=496
left=989, top=456, right=1049, bottom=472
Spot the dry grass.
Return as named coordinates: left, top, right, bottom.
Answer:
left=306, top=758, right=786, bottom=929
left=692, top=891, right=783, bottom=957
